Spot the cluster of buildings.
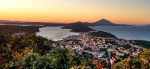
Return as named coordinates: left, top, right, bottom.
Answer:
left=58, top=32, right=143, bottom=66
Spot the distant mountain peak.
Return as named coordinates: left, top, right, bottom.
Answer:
left=73, top=21, right=83, bottom=24
left=94, top=19, right=114, bottom=25
left=99, top=19, right=112, bottom=23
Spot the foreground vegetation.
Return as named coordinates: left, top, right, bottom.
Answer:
left=0, top=33, right=149, bottom=69
left=113, top=49, right=150, bottom=69
left=0, top=33, right=94, bottom=69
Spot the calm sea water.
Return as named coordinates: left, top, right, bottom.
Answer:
left=36, top=26, right=79, bottom=41
left=36, top=26, right=150, bottom=41
left=91, top=26, right=150, bottom=41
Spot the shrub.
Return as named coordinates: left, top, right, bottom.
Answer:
left=22, top=53, right=40, bottom=69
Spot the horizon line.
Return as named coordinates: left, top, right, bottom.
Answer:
left=0, top=19, right=149, bottom=26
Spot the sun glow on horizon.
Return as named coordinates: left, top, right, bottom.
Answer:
left=0, top=0, right=150, bottom=25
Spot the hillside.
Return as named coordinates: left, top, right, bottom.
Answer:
left=62, top=22, right=95, bottom=32
left=89, top=31, right=117, bottom=38
left=0, top=25, right=39, bottom=34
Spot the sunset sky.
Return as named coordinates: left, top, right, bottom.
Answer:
left=0, top=0, right=150, bottom=25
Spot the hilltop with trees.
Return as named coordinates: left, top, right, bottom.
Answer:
left=0, top=33, right=94, bottom=68
left=0, top=25, right=39, bottom=34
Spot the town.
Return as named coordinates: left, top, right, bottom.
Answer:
left=58, top=31, right=143, bottom=68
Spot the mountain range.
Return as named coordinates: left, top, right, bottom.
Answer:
left=0, top=19, right=132, bottom=26
left=62, top=19, right=132, bottom=32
